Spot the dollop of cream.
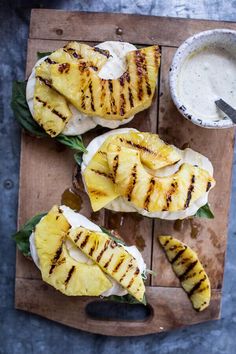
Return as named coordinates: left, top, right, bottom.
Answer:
left=82, top=128, right=214, bottom=220
left=26, top=42, right=137, bottom=135
left=30, top=205, right=146, bottom=297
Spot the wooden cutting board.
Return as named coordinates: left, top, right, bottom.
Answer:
left=15, top=9, right=236, bottom=336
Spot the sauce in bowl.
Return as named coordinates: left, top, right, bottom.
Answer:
left=178, top=45, right=236, bottom=122
left=169, top=29, right=236, bottom=128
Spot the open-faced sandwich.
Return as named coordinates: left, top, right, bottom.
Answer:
left=80, top=128, right=215, bottom=219
left=13, top=205, right=147, bottom=304
left=12, top=41, right=160, bottom=151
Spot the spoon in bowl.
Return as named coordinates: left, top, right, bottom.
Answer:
left=215, top=99, right=236, bottom=125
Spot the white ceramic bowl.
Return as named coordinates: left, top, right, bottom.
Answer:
left=169, top=29, right=236, bottom=129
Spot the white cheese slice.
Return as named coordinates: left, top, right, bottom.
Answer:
left=26, top=41, right=137, bottom=135
left=29, top=205, right=146, bottom=297
left=81, top=128, right=214, bottom=220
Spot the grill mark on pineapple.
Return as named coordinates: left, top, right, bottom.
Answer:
left=119, top=138, right=157, bottom=156
left=64, top=47, right=82, bottom=59
left=98, top=150, right=107, bottom=156
left=45, top=57, right=57, bottom=64
left=80, top=234, right=89, bottom=249
left=128, top=87, right=134, bottom=108
left=112, top=154, right=119, bottom=179
left=49, top=245, right=63, bottom=274
left=100, top=80, right=106, bottom=108
left=184, top=175, right=195, bottom=209
left=74, top=231, right=83, bottom=243
left=89, top=189, right=108, bottom=197
left=35, top=96, right=68, bottom=121
left=89, top=82, right=95, bottom=112
left=144, top=178, right=155, bottom=210
left=179, top=260, right=198, bottom=281
left=188, top=275, right=207, bottom=297
left=206, top=181, right=211, bottom=192
left=94, top=47, right=110, bottom=58
left=64, top=265, right=75, bottom=286
left=162, top=182, right=178, bottom=211
left=51, top=108, right=67, bottom=122
left=163, top=238, right=171, bottom=247
left=154, top=46, right=161, bottom=66
left=58, top=63, right=70, bottom=74
left=112, top=257, right=125, bottom=274
left=119, top=262, right=133, bottom=282
left=90, top=168, right=114, bottom=182
left=170, top=247, right=187, bottom=264
left=108, top=80, right=117, bottom=115
left=120, top=93, right=126, bottom=117
left=36, top=76, right=52, bottom=88
left=103, top=254, right=114, bottom=269
left=96, top=239, right=110, bottom=263
left=135, top=51, right=145, bottom=101
left=88, top=242, right=96, bottom=257
left=127, top=277, right=135, bottom=289
left=126, top=164, right=137, bottom=202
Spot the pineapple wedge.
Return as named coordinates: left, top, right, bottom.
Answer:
left=106, top=144, right=215, bottom=212
left=107, top=131, right=181, bottom=170
left=68, top=227, right=145, bottom=302
left=83, top=131, right=180, bottom=211
left=49, top=45, right=160, bottom=120
left=83, top=145, right=120, bottom=212
left=33, top=79, right=72, bottom=137
left=35, top=205, right=112, bottom=296
left=33, top=42, right=109, bottom=136
left=158, top=236, right=211, bottom=311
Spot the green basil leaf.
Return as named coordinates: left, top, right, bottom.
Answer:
left=106, top=294, right=147, bottom=306
left=12, top=213, right=47, bottom=257
left=195, top=203, right=214, bottom=219
left=56, top=134, right=87, bottom=152
left=11, top=80, right=86, bottom=153
left=37, top=52, right=52, bottom=60
left=74, top=152, right=83, bottom=166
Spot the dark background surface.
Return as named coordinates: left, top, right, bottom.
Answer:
left=1, top=1, right=236, bottom=353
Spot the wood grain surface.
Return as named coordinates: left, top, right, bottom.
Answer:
left=15, top=9, right=235, bottom=335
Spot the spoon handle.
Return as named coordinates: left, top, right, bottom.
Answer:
left=215, top=99, right=236, bottom=124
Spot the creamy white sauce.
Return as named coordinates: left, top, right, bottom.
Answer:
left=178, top=45, right=236, bottom=122
left=30, top=205, right=146, bottom=297
left=82, top=128, right=214, bottom=220
left=26, top=42, right=137, bottom=135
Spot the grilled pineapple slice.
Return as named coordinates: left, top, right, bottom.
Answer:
left=158, top=236, right=211, bottom=311
left=83, top=146, right=120, bottom=212
left=68, top=227, right=145, bottom=302
left=107, top=131, right=181, bottom=170
left=106, top=144, right=215, bottom=212
left=83, top=131, right=180, bottom=211
left=34, top=79, right=72, bottom=137
left=35, top=205, right=112, bottom=296
left=49, top=45, right=160, bottom=120
left=33, top=42, right=109, bottom=136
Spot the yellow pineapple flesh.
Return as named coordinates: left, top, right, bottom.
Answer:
left=106, top=144, right=215, bottom=212
left=33, top=42, right=109, bottom=136
left=49, top=45, right=161, bottom=120
left=35, top=205, right=112, bottom=296
left=33, top=78, right=72, bottom=137
left=158, top=236, right=211, bottom=311
left=83, top=131, right=181, bottom=211
left=83, top=146, right=120, bottom=212
left=107, top=131, right=181, bottom=170
left=68, top=227, right=145, bottom=302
